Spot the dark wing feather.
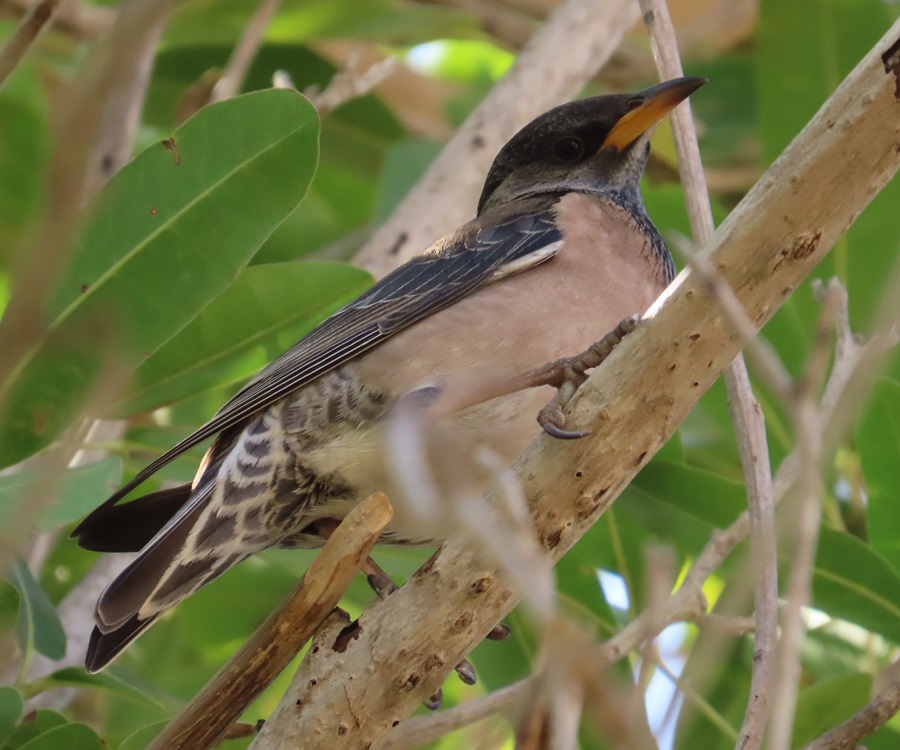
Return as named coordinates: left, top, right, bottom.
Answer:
left=72, top=201, right=562, bottom=536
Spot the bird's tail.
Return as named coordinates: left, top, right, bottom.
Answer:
left=84, top=482, right=248, bottom=673
left=75, top=482, right=191, bottom=553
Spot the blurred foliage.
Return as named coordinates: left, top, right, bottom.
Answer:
left=0, top=0, right=899, bottom=749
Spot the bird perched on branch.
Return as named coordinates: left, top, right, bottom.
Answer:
left=73, top=77, right=705, bottom=673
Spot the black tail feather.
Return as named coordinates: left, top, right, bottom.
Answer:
left=86, top=614, right=157, bottom=673
left=94, top=488, right=211, bottom=631
left=73, top=483, right=192, bottom=553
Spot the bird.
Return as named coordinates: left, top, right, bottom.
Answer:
left=72, top=76, right=705, bottom=673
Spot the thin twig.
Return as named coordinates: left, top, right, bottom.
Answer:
left=210, top=0, right=281, bottom=103
left=768, top=283, right=842, bottom=750
left=638, top=3, right=781, bottom=749
left=145, top=492, right=393, bottom=750
left=308, top=50, right=398, bottom=117
left=84, top=3, right=172, bottom=197
left=0, top=0, right=113, bottom=38
left=0, top=0, right=64, bottom=88
left=381, top=678, right=533, bottom=750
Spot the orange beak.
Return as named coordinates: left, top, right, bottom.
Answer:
left=601, top=77, right=706, bottom=151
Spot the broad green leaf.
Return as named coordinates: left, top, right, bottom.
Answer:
left=0, top=64, right=49, bottom=266
left=374, top=139, right=441, bottom=222
left=2, top=710, right=66, bottom=750
left=757, top=0, right=900, bottom=375
left=674, top=581, right=751, bottom=749
left=757, top=0, right=892, bottom=165
left=792, top=673, right=871, bottom=748
left=146, top=44, right=405, bottom=265
left=627, top=461, right=900, bottom=644
left=118, top=722, right=169, bottom=750
left=866, top=726, right=900, bottom=750
left=810, top=527, right=900, bottom=645
left=683, top=54, right=758, bottom=168
left=858, top=378, right=900, bottom=570
left=7, top=558, right=65, bottom=660
left=0, top=89, right=320, bottom=467
left=18, top=723, right=102, bottom=750
left=33, top=667, right=178, bottom=714
left=111, top=261, right=371, bottom=416
left=0, top=457, right=122, bottom=532
left=0, top=686, right=23, bottom=737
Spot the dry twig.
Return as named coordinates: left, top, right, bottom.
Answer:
left=638, top=3, right=780, bottom=748
left=210, top=0, right=281, bottom=103
left=0, top=0, right=64, bottom=87
left=0, top=0, right=113, bottom=38
left=307, top=50, right=399, bottom=117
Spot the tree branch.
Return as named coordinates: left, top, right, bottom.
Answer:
left=145, top=492, right=393, bottom=750
left=210, top=0, right=281, bottom=103
left=246, top=16, right=900, bottom=748
left=0, top=0, right=64, bottom=87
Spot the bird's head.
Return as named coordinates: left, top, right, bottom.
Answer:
left=477, top=77, right=706, bottom=214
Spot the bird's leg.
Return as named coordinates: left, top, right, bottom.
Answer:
left=516, top=315, right=640, bottom=439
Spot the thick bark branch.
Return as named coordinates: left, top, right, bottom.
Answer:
left=247, top=16, right=900, bottom=748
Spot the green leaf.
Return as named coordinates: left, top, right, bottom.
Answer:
left=374, top=139, right=441, bottom=222
left=33, top=667, right=178, bottom=715
left=145, top=44, right=404, bottom=266
left=757, top=0, right=900, bottom=373
left=0, top=686, right=23, bottom=737
left=627, top=462, right=900, bottom=645
left=0, top=457, right=122, bottom=532
left=0, top=89, right=320, bottom=467
left=757, top=0, right=892, bottom=165
left=792, top=673, right=871, bottom=748
left=117, top=722, right=169, bottom=750
left=17, top=723, right=103, bottom=750
left=625, top=461, right=747, bottom=556
left=0, top=64, right=49, bottom=266
left=111, top=261, right=371, bottom=416
left=811, top=527, right=900, bottom=645
left=858, top=378, right=900, bottom=570
left=7, top=559, right=65, bottom=660
left=2, top=710, right=66, bottom=750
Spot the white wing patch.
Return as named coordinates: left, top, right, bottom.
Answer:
left=488, top=239, right=562, bottom=282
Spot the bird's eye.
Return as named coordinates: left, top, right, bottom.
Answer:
left=552, top=136, right=584, bottom=162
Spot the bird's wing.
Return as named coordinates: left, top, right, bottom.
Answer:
left=76, top=200, right=563, bottom=520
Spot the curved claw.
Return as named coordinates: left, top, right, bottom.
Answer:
left=541, top=421, right=591, bottom=440
left=487, top=623, right=512, bottom=641
left=455, top=659, right=477, bottom=685
left=424, top=689, right=443, bottom=711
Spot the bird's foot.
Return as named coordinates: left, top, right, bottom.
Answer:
left=527, top=316, right=640, bottom=439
